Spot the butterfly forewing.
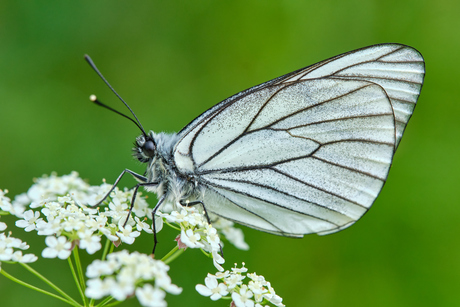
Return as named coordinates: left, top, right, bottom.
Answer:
left=173, top=43, right=425, bottom=237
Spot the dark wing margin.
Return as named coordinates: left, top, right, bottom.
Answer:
left=173, top=44, right=425, bottom=236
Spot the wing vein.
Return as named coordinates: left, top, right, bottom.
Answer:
left=310, top=155, right=386, bottom=181
left=270, top=113, right=394, bottom=130
left=204, top=185, right=286, bottom=233
left=270, top=167, right=368, bottom=209
left=204, top=177, right=345, bottom=225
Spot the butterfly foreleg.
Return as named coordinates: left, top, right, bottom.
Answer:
left=93, top=169, right=148, bottom=207
left=123, top=180, right=159, bottom=228
left=151, top=194, right=166, bottom=255
left=121, top=181, right=162, bottom=255
left=180, top=200, right=212, bottom=225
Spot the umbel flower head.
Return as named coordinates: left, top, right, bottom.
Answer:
left=196, top=263, right=285, bottom=307
left=0, top=172, right=285, bottom=307
left=0, top=189, right=38, bottom=267
left=85, top=250, right=182, bottom=305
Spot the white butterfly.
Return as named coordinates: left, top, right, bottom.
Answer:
left=87, top=43, right=425, bottom=249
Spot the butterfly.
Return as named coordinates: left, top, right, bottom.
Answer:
left=86, top=43, right=425, bottom=252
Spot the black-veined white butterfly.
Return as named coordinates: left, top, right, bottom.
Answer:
left=86, top=43, right=425, bottom=252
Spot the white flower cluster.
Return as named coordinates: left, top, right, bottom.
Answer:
left=196, top=263, right=285, bottom=307
left=85, top=250, right=182, bottom=306
left=3, top=172, right=153, bottom=258
left=0, top=190, right=37, bottom=266
left=159, top=206, right=225, bottom=271
left=158, top=206, right=249, bottom=272
left=1, top=172, right=286, bottom=307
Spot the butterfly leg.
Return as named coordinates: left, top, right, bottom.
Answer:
left=123, top=181, right=159, bottom=227
left=121, top=181, right=162, bottom=255
left=151, top=194, right=166, bottom=255
left=93, top=169, right=148, bottom=207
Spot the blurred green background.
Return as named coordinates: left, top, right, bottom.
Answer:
left=0, top=1, right=459, bottom=306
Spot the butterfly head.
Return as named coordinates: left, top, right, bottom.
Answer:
left=133, top=133, right=156, bottom=163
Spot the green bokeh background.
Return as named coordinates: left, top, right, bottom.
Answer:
left=0, top=1, right=459, bottom=306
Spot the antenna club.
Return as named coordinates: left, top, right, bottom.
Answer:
left=85, top=55, right=147, bottom=135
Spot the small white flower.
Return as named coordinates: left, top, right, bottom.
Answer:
left=164, top=210, right=184, bottom=223
left=62, top=216, right=85, bottom=232
left=0, top=242, right=14, bottom=261
left=0, top=189, right=11, bottom=207
left=247, top=273, right=267, bottom=297
left=212, top=249, right=225, bottom=272
left=268, top=293, right=284, bottom=307
left=154, top=215, right=164, bottom=233
left=109, top=198, right=129, bottom=220
left=36, top=216, right=62, bottom=236
left=85, top=277, right=115, bottom=299
left=42, top=236, right=72, bottom=259
left=186, top=211, right=205, bottom=226
left=263, top=281, right=285, bottom=307
left=78, top=230, right=102, bottom=254
left=225, top=272, right=246, bottom=289
left=41, top=201, right=61, bottom=217
left=205, top=226, right=221, bottom=250
left=11, top=250, right=38, bottom=263
left=153, top=272, right=183, bottom=295
left=100, top=226, right=119, bottom=241
left=6, top=191, right=28, bottom=217
left=117, top=224, right=140, bottom=244
left=232, top=262, right=248, bottom=273
left=57, top=195, right=72, bottom=204
left=85, top=215, right=108, bottom=232
left=86, top=259, right=118, bottom=278
left=213, top=270, right=230, bottom=279
left=134, top=216, right=153, bottom=234
left=15, top=210, right=41, bottom=232
left=232, top=285, right=254, bottom=307
left=0, top=222, right=6, bottom=231
left=180, top=229, right=205, bottom=249
left=0, top=233, right=26, bottom=249
left=196, top=275, right=229, bottom=301
left=136, top=284, right=167, bottom=307
left=110, top=273, right=135, bottom=300
left=130, top=193, right=150, bottom=217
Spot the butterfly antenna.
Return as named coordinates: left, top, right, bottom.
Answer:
left=84, top=55, right=147, bottom=136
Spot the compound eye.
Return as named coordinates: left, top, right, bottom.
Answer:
left=143, top=139, right=155, bottom=156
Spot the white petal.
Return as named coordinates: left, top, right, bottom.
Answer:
left=195, top=284, right=213, bottom=297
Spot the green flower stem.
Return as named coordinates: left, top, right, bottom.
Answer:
left=161, top=246, right=185, bottom=265
left=164, top=221, right=180, bottom=231
left=101, top=300, right=123, bottom=307
left=200, top=248, right=211, bottom=257
left=100, top=238, right=111, bottom=261
left=68, top=255, right=86, bottom=305
left=97, top=296, right=123, bottom=307
left=94, top=295, right=116, bottom=307
left=109, top=241, right=115, bottom=254
left=73, top=248, right=86, bottom=294
left=3, top=266, right=81, bottom=307
left=20, top=263, right=80, bottom=305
